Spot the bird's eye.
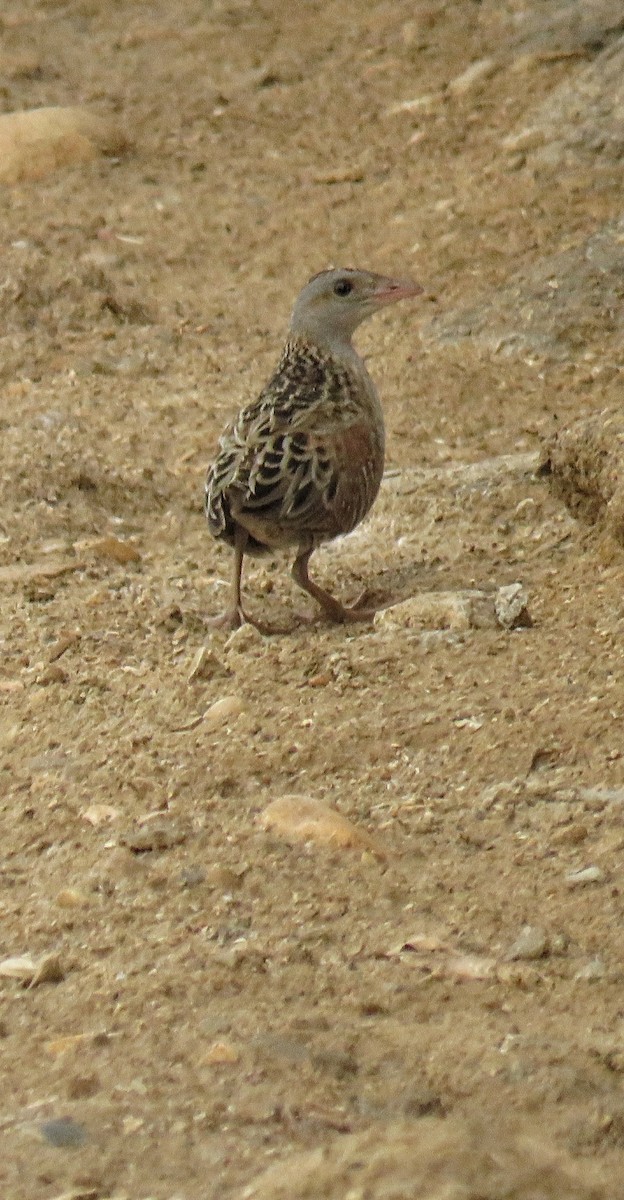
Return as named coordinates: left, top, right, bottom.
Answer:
left=333, top=278, right=353, bottom=297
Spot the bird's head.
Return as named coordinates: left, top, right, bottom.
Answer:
left=289, top=267, right=424, bottom=350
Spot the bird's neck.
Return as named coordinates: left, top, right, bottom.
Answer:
left=286, top=326, right=363, bottom=370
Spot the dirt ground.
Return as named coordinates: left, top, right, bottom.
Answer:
left=2, top=2, right=624, bottom=1198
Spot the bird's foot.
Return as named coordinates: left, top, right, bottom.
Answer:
left=207, top=606, right=246, bottom=631
left=335, top=605, right=377, bottom=623
left=316, top=594, right=378, bottom=624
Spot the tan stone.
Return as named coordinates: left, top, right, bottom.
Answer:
left=0, top=106, right=129, bottom=184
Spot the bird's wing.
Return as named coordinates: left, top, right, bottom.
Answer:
left=207, top=419, right=340, bottom=536
left=205, top=345, right=382, bottom=544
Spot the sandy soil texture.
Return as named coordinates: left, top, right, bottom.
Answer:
left=1, top=3, right=624, bottom=1197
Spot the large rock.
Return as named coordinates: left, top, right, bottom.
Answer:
left=424, top=25, right=624, bottom=363
left=422, top=218, right=624, bottom=362
left=242, top=1115, right=613, bottom=1200
left=542, top=408, right=624, bottom=542
left=0, top=106, right=129, bottom=184
left=505, top=32, right=624, bottom=170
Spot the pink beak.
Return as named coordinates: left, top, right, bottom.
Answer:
left=372, top=277, right=425, bottom=305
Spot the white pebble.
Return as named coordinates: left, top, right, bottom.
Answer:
left=565, top=865, right=605, bottom=887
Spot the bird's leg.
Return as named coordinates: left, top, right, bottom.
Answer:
left=292, top=543, right=377, bottom=624
left=210, top=527, right=282, bottom=634
left=208, top=525, right=248, bottom=630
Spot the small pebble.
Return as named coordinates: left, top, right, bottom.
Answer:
left=505, top=925, right=549, bottom=961
left=574, top=958, right=606, bottom=982
left=448, top=57, right=497, bottom=96
left=56, top=888, right=88, bottom=908
left=0, top=954, right=36, bottom=981
left=123, top=822, right=186, bottom=853
left=202, top=1039, right=240, bottom=1065
left=549, top=931, right=569, bottom=955
left=385, top=93, right=437, bottom=116
left=551, top=822, right=588, bottom=846
left=203, top=694, right=245, bottom=730
left=180, top=865, right=207, bottom=888
left=82, top=803, right=119, bottom=827
left=565, top=865, right=605, bottom=887
left=501, top=126, right=545, bottom=153
left=36, top=663, right=69, bottom=686
left=39, top=1117, right=88, bottom=1148
left=205, top=863, right=246, bottom=891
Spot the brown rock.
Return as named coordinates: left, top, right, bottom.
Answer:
left=258, top=795, right=386, bottom=859
left=0, top=106, right=129, bottom=185
left=87, top=536, right=141, bottom=564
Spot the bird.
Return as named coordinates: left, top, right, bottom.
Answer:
left=205, top=267, right=423, bottom=630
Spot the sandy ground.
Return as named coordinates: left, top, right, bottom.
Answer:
left=1, top=2, right=624, bottom=1197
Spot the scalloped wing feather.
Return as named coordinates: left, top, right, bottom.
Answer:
left=205, top=340, right=384, bottom=551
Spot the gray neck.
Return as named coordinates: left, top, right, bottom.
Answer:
left=288, top=316, right=363, bottom=367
